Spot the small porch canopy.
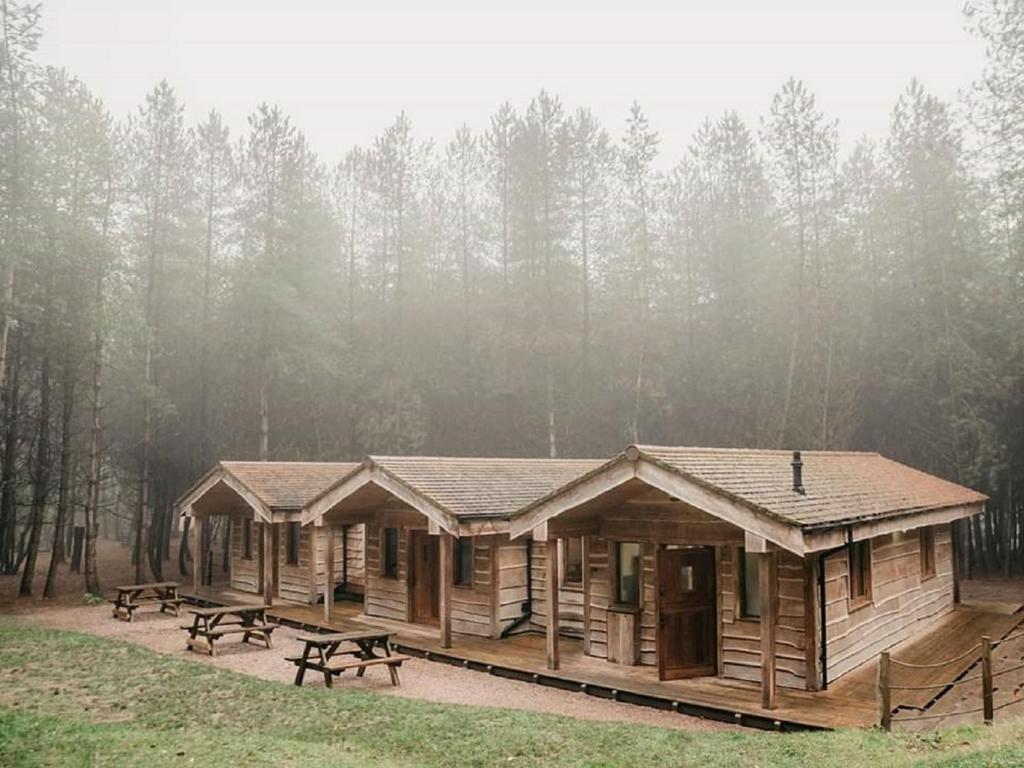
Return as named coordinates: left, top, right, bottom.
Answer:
left=301, top=455, right=602, bottom=646
left=174, top=461, right=357, bottom=601
left=509, top=444, right=988, bottom=708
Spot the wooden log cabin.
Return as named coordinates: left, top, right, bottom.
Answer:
left=176, top=462, right=364, bottom=605
left=508, top=445, right=987, bottom=709
left=300, top=456, right=603, bottom=645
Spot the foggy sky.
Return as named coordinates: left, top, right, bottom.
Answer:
left=38, top=0, right=984, bottom=166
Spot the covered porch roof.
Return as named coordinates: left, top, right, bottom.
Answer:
left=301, top=455, right=604, bottom=535
left=175, top=461, right=359, bottom=523
left=510, top=445, right=988, bottom=555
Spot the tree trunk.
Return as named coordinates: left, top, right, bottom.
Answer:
left=135, top=336, right=152, bottom=584
left=259, top=379, right=269, bottom=460
left=43, top=360, right=76, bottom=598
left=178, top=515, right=192, bottom=578
left=0, top=324, right=23, bottom=573
left=51, top=360, right=75, bottom=564
left=19, top=346, right=51, bottom=597
left=83, top=325, right=103, bottom=596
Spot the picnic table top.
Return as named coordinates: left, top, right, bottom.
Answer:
left=295, top=630, right=394, bottom=645
left=189, top=603, right=270, bottom=617
left=114, top=581, right=180, bottom=592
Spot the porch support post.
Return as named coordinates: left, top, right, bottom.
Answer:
left=192, top=515, right=202, bottom=594
left=308, top=525, right=319, bottom=604
left=803, top=555, right=821, bottom=691
left=439, top=531, right=453, bottom=648
left=262, top=523, right=274, bottom=605
left=226, top=517, right=234, bottom=586
left=759, top=550, right=778, bottom=709
left=546, top=537, right=560, bottom=670
left=323, top=524, right=335, bottom=623
left=951, top=521, right=961, bottom=604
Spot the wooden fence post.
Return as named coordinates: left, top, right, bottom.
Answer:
left=982, top=635, right=994, bottom=725
left=878, top=651, right=892, bottom=731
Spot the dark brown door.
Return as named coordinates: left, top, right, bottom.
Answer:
left=410, top=531, right=440, bottom=625
left=657, top=546, right=717, bottom=680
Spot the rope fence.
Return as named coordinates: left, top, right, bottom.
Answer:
left=887, top=642, right=981, bottom=670
left=879, top=633, right=1024, bottom=730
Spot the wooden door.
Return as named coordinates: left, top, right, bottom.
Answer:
left=410, top=531, right=440, bottom=625
left=657, top=546, right=717, bottom=680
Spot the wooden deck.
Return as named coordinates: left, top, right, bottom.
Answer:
left=830, top=607, right=1024, bottom=712
left=184, top=588, right=1022, bottom=732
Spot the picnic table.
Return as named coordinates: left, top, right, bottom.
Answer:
left=287, top=630, right=410, bottom=688
left=110, top=581, right=182, bottom=622
left=181, top=604, right=278, bottom=656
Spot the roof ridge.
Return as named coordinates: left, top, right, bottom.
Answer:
left=221, top=460, right=357, bottom=466
left=368, top=455, right=602, bottom=462
left=632, top=444, right=880, bottom=457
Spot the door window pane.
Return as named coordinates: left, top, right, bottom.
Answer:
left=679, top=564, right=694, bottom=592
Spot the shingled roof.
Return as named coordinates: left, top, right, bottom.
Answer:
left=514, top=444, right=986, bottom=538
left=217, top=461, right=359, bottom=510
left=177, top=461, right=359, bottom=516
left=363, top=455, right=605, bottom=519
left=302, top=455, right=605, bottom=527
left=631, top=445, right=986, bottom=529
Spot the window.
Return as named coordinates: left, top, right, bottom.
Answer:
left=615, top=542, right=642, bottom=606
left=920, top=527, right=936, bottom=580
left=382, top=527, right=399, bottom=578
left=454, top=538, right=474, bottom=586
left=242, top=519, right=253, bottom=560
left=286, top=522, right=300, bottom=565
left=848, top=540, right=873, bottom=607
left=738, top=548, right=761, bottom=619
left=562, top=537, right=583, bottom=586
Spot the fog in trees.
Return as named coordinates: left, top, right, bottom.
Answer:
left=1, top=0, right=1023, bottom=593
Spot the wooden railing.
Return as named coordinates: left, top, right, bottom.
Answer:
left=878, top=630, right=1024, bottom=730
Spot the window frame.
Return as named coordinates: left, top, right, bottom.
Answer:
left=286, top=521, right=300, bottom=565
left=381, top=527, right=399, bottom=579
left=242, top=518, right=253, bottom=560
left=560, top=537, right=584, bottom=588
left=612, top=541, right=643, bottom=609
left=848, top=539, right=873, bottom=610
left=737, top=547, right=761, bottom=620
left=453, top=537, right=474, bottom=587
left=919, top=527, right=936, bottom=581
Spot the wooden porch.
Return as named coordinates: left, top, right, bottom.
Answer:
left=184, top=587, right=1023, bottom=731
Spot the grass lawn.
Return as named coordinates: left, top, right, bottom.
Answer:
left=1, top=623, right=1024, bottom=766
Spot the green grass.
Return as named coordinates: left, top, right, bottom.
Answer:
left=1, top=623, right=1024, bottom=767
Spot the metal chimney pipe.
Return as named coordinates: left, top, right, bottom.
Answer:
left=792, top=450, right=805, bottom=495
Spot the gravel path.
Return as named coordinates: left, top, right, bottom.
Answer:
left=13, top=602, right=732, bottom=732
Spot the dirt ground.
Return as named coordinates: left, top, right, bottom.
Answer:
left=959, top=577, right=1024, bottom=607
left=0, top=538, right=177, bottom=610
left=0, top=539, right=731, bottom=732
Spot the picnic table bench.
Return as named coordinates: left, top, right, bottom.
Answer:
left=287, top=630, right=410, bottom=688
left=110, top=581, right=182, bottom=622
left=181, top=604, right=278, bottom=656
